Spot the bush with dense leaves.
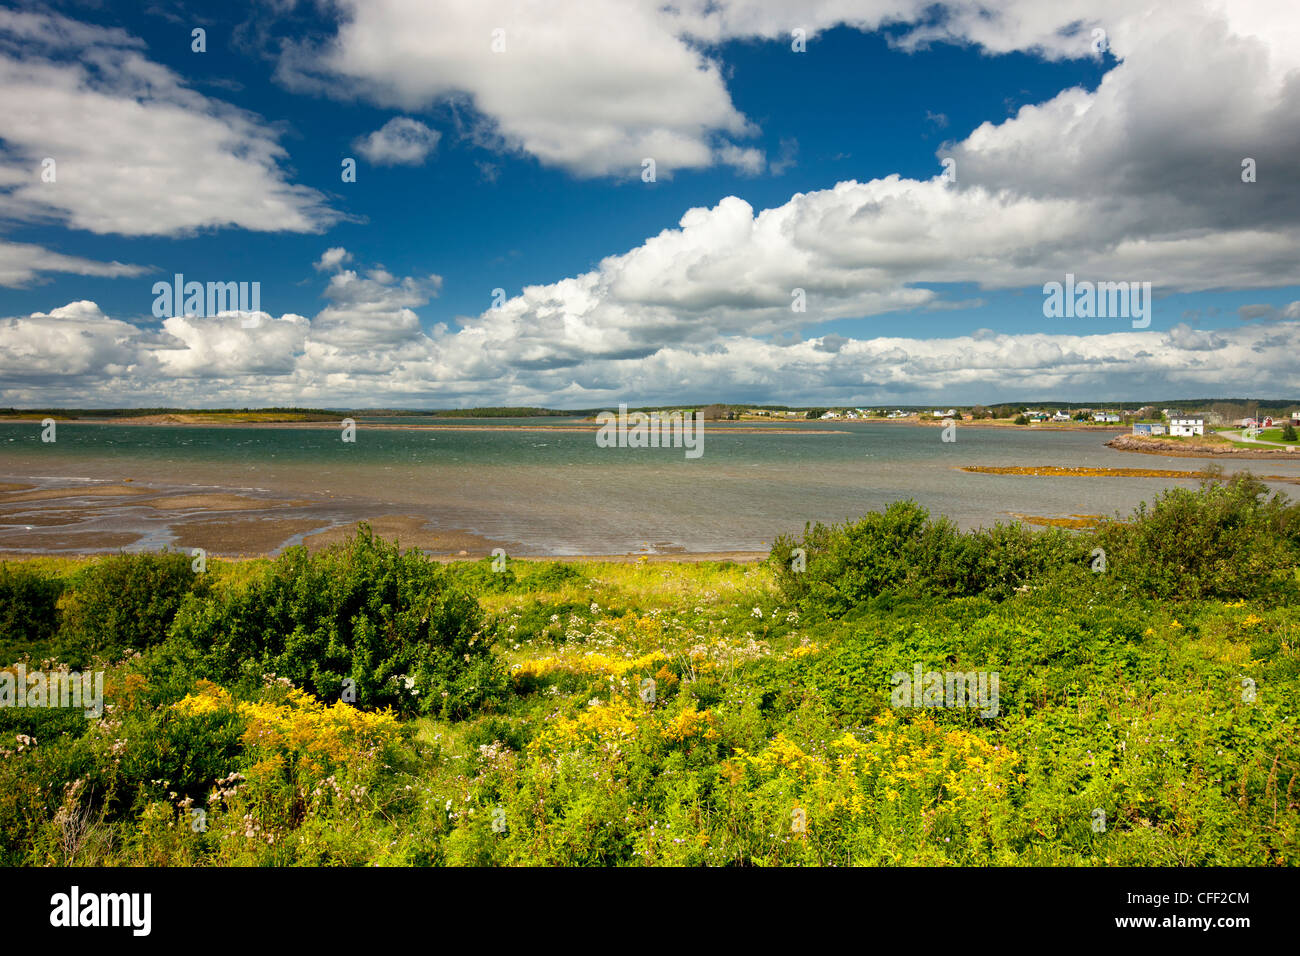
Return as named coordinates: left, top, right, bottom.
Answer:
left=770, top=501, right=1088, bottom=614
left=772, top=474, right=1299, bottom=615
left=0, top=563, right=64, bottom=659
left=57, top=552, right=200, bottom=665
left=168, top=528, right=503, bottom=717
left=1095, top=471, right=1300, bottom=602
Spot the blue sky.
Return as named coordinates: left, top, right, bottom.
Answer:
left=1, top=0, right=1298, bottom=408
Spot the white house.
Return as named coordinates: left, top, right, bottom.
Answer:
left=1169, top=417, right=1205, bottom=437
left=1052, top=411, right=1071, bottom=422
left=1092, top=413, right=1121, bottom=423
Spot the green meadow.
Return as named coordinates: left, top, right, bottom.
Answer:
left=1, top=471, right=1296, bottom=866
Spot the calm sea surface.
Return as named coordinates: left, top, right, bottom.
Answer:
left=3, top=419, right=1299, bottom=555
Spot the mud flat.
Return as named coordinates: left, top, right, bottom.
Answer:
left=0, top=531, right=142, bottom=554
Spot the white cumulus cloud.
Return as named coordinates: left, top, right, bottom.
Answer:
left=354, top=117, right=442, bottom=166
left=0, top=9, right=339, bottom=237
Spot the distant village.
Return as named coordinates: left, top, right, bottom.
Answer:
left=733, top=403, right=1300, bottom=438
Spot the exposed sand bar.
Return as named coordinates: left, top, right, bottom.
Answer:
left=144, top=494, right=315, bottom=511
left=0, top=484, right=155, bottom=503
left=961, top=464, right=1300, bottom=483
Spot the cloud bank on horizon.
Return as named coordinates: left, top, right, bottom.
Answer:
left=0, top=0, right=1297, bottom=407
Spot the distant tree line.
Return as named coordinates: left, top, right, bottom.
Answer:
left=0, top=407, right=340, bottom=419
left=428, top=407, right=576, bottom=418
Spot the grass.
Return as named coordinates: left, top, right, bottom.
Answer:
left=2, top=538, right=1298, bottom=866
left=1152, top=432, right=1235, bottom=445
left=1213, top=428, right=1297, bottom=445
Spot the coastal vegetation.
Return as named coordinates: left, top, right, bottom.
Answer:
left=0, top=472, right=1297, bottom=866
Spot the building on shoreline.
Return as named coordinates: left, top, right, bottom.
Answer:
left=1169, top=417, right=1205, bottom=437
left=1132, top=422, right=1168, bottom=436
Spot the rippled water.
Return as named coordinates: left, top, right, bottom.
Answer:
left=3, top=419, right=1299, bottom=554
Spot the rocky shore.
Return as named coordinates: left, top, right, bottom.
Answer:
left=1105, top=434, right=1299, bottom=459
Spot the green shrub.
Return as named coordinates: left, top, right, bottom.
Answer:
left=772, top=475, right=1298, bottom=616
left=770, top=501, right=1089, bottom=614
left=961, top=522, right=1089, bottom=601
left=770, top=501, right=932, bottom=613
left=0, top=563, right=63, bottom=659
left=169, top=527, right=503, bottom=717
left=1095, top=471, right=1300, bottom=602
left=58, top=551, right=201, bottom=664
left=115, top=705, right=247, bottom=813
